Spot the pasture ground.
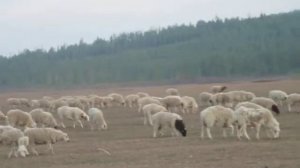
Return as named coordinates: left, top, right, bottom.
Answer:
left=0, top=79, right=300, bottom=168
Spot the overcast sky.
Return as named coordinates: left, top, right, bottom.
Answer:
left=0, top=0, right=299, bottom=56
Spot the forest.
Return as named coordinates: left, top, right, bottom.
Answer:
left=0, top=10, right=300, bottom=88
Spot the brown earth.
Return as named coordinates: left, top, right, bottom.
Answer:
left=0, top=79, right=300, bottom=168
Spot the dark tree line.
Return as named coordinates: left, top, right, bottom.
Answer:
left=0, top=10, right=300, bottom=88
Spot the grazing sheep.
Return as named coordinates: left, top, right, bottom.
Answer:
left=88, top=108, right=107, bottom=131
left=165, top=88, right=179, bottom=96
left=24, top=127, right=69, bottom=156
left=67, top=98, right=84, bottom=110
left=102, top=96, right=114, bottom=108
left=287, top=93, right=300, bottom=113
left=50, top=98, right=68, bottom=113
left=234, top=106, right=280, bottom=140
left=235, top=101, right=265, bottom=110
left=209, top=92, right=232, bottom=107
left=89, top=95, right=104, bottom=108
left=29, top=108, right=58, bottom=128
left=269, top=90, right=288, bottom=106
left=251, top=97, right=280, bottom=115
left=57, top=106, right=89, bottom=128
left=227, top=90, right=256, bottom=107
left=108, top=93, right=126, bottom=107
left=160, top=96, right=184, bottom=113
left=125, top=94, right=139, bottom=108
left=210, top=85, right=227, bottom=93
left=142, top=103, right=167, bottom=126
left=7, top=98, right=20, bottom=108
left=0, top=126, right=28, bottom=158
left=138, top=96, right=162, bottom=113
left=198, top=92, right=213, bottom=109
left=200, top=105, right=235, bottom=139
left=181, top=96, right=199, bottom=114
left=137, top=92, right=150, bottom=98
left=151, top=111, right=187, bottom=138
left=6, top=109, right=36, bottom=129
left=37, top=99, right=52, bottom=111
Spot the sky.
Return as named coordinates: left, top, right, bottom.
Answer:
left=0, top=0, right=300, bottom=56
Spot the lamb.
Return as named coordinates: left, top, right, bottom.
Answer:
left=6, top=109, right=36, bottom=129
left=57, top=106, right=89, bottom=128
left=234, top=106, right=280, bottom=140
left=142, top=103, right=168, bottom=126
left=29, top=108, right=58, bottom=128
left=269, top=90, right=288, bottom=107
left=200, top=105, right=235, bottom=139
left=108, top=93, right=126, bottom=107
left=125, top=94, right=139, bottom=108
left=88, top=108, right=108, bottom=131
left=24, top=127, right=69, bottom=156
left=251, top=97, right=280, bottom=115
left=151, top=111, right=187, bottom=138
left=210, top=85, right=227, bottom=93
left=0, top=126, right=29, bottom=158
left=198, top=92, right=213, bottom=109
left=287, top=93, right=300, bottom=113
left=138, top=96, right=162, bottom=113
left=165, top=88, right=180, bottom=96
left=181, top=96, right=199, bottom=114
left=159, top=95, right=184, bottom=113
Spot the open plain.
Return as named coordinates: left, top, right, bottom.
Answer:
left=0, top=79, right=300, bottom=168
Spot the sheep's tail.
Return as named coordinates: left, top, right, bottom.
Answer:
left=97, top=147, right=111, bottom=156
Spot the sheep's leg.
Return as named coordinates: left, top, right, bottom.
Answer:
left=46, top=143, right=54, bottom=154
left=172, top=127, right=180, bottom=137
left=255, top=124, right=261, bottom=140
left=242, top=125, right=250, bottom=140
left=8, top=146, right=17, bottom=158
left=153, top=124, right=159, bottom=138
left=229, top=125, right=235, bottom=136
left=206, top=128, right=213, bottom=140
left=30, top=146, right=39, bottom=156
left=77, top=120, right=84, bottom=128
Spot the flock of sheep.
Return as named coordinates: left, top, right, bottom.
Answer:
left=0, top=86, right=299, bottom=159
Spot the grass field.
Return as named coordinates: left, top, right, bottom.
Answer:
left=0, top=79, right=300, bottom=168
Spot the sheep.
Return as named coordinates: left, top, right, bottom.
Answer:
left=0, top=126, right=29, bottom=158
left=88, top=108, right=108, bottom=131
left=24, top=127, right=69, bottom=156
left=37, top=99, right=52, bottom=111
left=151, top=111, right=187, bottom=138
left=57, top=106, right=89, bottom=128
left=226, top=90, right=256, bottom=107
left=160, top=95, right=184, bottom=113
left=137, top=92, right=150, bottom=98
left=142, top=103, right=168, bottom=126
left=165, top=88, right=179, bottom=96
left=66, top=98, right=84, bottom=110
left=234, top=106, right=280, bottom=140
left=200, top=105, right=235, bottom=139
left=7, top=98, right=30, bottom=109
left=102, top=96, right=114, bottom=108
left=287, top=93, right=300, bottom=113
left=209, top=92, right=232, bottom=107
left=89, top=95, right=104, bottom=108
left=181, top=96, right=199, bottom=114
left=108, top=93, right=126, bottom=107
left=29, top=108, right=58, bottom=128
left=0, top=110, right=7, bottom=122
left=17, top=136, right=29, bottom=157
left=50, top=98, right=68, bottom=113
left=125, top=94, right=139, bottom=108
left=198, top=92, right=213, bottom=109
left=251, top=97, right=280, bottom=115
left=269, top=90, right=288, bottom=106
left=210, top=85, right=227, bottom=93
left=6, top=109, right=36, bottom=129
left=138, top=96, right=162, bottom=113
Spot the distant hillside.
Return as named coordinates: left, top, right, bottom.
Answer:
left=1, top=10, right=300, bottom=88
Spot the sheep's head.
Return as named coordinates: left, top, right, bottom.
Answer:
left=175, top=119, right=187, bottom=137
left=270, top=119, right=280, bottom=139
left=81, top=113, right=89, bottom=121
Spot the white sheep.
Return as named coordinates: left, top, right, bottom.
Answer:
left=108, top=93, right=126, bottom=107
left=57, top=106, right=89, bottom=128
left=269, top=90, right=288, bottom=106
left=24, top=127, right=69, bottom=156
left=6, top=109, right=36, bottom=129
left=198, top=92, right=213, bottom=109
left=234, top=106, right=280, bottom=140
left=210, top=85, right=227, bottom=93
left=102, top=96, right=114, bottom=108
left=181, top=96, right=198, bottom=114
left=151, top=111, right=187, bottom=138
left=29, top=108, right=58, bottom=128
left=160, top=95, right=184, bottom=113
left=137, top=92, right=150, bottom=98
left=89, top=95, right=104, bottom=108
left=165, top=88, right=180, bottom=96
left=138, top=96, right=162, bottom=113
left=88, top=108, right=108, bottom=131
left=226, top=90, right=256, bottom=107
left=287, top=93, right=300, bottom=113
left=251, top=97, right=280, bottom=115
left=200, top=105, right=235, bottom=139
left=125, top=94, right=139, bottom=108
left=142, top=103, right=168, bottom=126
left=0, top=126, right=29, bottom=158
left=50, top=98, right=69, bottom=113
left=209, top=92, right=232, bottom=107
